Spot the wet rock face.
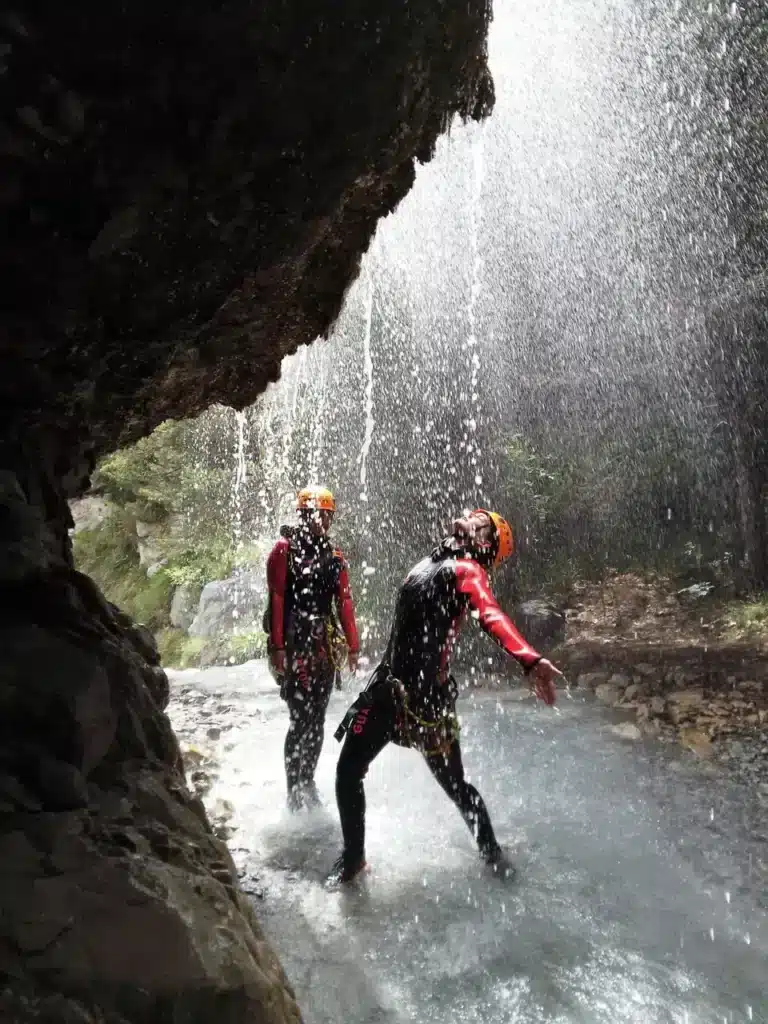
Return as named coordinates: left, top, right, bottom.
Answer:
left=1, top=0, right=493, bottom=472
left=0, top=471, right=301, bottom=1021
left=1, top=4, right=492, bottom=1018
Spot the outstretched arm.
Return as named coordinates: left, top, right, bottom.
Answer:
left=455, top=559, right=560, bottom=704
left=335, top=554, right=360, bottom=671
left=455, top=559, right=541, bottom=668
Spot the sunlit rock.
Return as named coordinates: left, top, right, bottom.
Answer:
left=188, top=571, right=267, bottom=638
left=595, top=683, right=622, bottom=705
left=610, top=722, right=642, bottom=741
left=69, top=495, right=111, bottom=535
left=170, top=583, right=200, bottom=632
left=679, top=728, right=714, bottom=758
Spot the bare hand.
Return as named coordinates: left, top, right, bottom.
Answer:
left=529, top=658, right=562, bottom=706
left=271, top=648, right=286, bottom=677
left=348, top=650, right=359, bottom=674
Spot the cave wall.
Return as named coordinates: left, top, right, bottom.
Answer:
left=0, top=1, right=493, bottom=1020
left=1, top=0, right=492, bottom=474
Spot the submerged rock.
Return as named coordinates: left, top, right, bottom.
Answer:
left=610, top=723, right=642, bottom=741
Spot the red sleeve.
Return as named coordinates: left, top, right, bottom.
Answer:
left=266, top=539, right=289, bottom=649
left=334, top=552, right=359, bottom=653
left=454, top=559, right=541, bottom=670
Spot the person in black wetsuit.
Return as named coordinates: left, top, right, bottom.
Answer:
left=266, top=487, right=359, bottom=811
left=328, top=508, right=561, bottom=884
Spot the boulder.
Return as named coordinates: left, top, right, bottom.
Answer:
left=515, top=600, right=566, bottom=649
left=737, top=679, right=762, bottom=694
left=649, top=696, right=666, bottom=717
left=170, top=584, right=201, bottom=632
left=69, top=495, right=111, bottom=534
left=189, top=572, right=267, bottom=638
left=576, top=671, right=610, bottom=691
left=0, top=460, right=303, bottom=1021
left=621, top=683, right=640, bottom=703
left=135, top=520, right=167, bottom=577
left=667, top=690, right=705, bottom=709
left=665, top=692, right=706, bottom=727
left=610, top=723, right=642, bottom=741
left=595, top=683, right=622, bottom=705
left=679, top=728, right=713, bottom=758
left=608, top=672, right=632, bottom=688
left=634, top=663, right=658, bottom=678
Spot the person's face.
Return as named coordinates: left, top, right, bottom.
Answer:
left=301, top=508, right=333, bottom=536
left=452, top=510, right=495, bottom=554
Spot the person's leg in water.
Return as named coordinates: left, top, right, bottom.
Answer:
left=284, top=684, right=310, bottom=810
left=425, top=739, right=515, bottom=878
left=297, top=658, right=334, bottom=805
left=283, top=650, right=334, bottom=809
left=330, top=691, right=396, bottom=883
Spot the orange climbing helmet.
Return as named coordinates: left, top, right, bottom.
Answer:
left=296, top=486, right=336, bottom=513
left=473, top=509, right=514, bottom=567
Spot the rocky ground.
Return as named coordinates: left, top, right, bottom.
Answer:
left=551, top=573, right=768, bottom=798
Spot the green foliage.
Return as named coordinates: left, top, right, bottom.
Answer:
left=73, top=514, right=173, bottom=630
left=95, top=418, right=234, bottom=550
left=724, top=595, right=768, bottom=636
left=503, top=433, right=562, bottom=527
left=164, top=544, right=235, bottom=589
left=195, top=630, right=267, bottom=667
left=155, top=628, right=206, bottom=669
left=227, top=630, right=267, bottom=662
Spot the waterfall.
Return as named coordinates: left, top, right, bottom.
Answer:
left=358, top=263, right=376, bottom=505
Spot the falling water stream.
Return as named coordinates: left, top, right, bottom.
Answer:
left=170, top=0, right=767, bottom=1018
left=358, top=260, right=376, bottom=507
left=462, top=131, right=486, bottom=502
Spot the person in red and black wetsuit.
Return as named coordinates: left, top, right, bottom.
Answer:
left=329, top=508, right=561, bottom=884
left=266, top=487, right=359, bottom=811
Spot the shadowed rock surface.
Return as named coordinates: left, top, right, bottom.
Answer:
left=0, top=2, right=493, bottom=1019
left=1, top=0, right=492, bottom=464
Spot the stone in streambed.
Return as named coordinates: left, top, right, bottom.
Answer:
left=610, top=723, right=642, bottom=741
left=595, top=683, right=622, bottom=705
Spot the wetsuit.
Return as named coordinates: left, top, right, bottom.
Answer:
left=266, top=526, right=359, bottom=806
left=335, top=540, right=542, bottom=870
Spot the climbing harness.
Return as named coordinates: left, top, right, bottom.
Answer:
left=393, top=679, right=460, bottom=758
left=334, top=667, right=459, bottom=757
left=326, top=617, right=348, bottom=672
